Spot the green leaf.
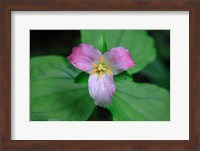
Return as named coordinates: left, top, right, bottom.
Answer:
left=114, top=71, right=133, bottom=82
left=30, top=56, right=95, bottom=121
left=81, top=30, right=156, bottom=74
left=141, top=57, right=170, bottom=89
left=75, top=72, right=89, bottom=83
left=107, top=82, right=170, bottom=121
left=140, top=31, right=170, bottom=89
left=97, top=35, right=108, bottom=53
left=31, top=56, right=80, bottom=82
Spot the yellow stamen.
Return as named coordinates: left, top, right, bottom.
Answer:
left=90, top=69, right=97, bottom=75
left=99, top=57, right=103, bottom=64
left=91, top=63, right=98, bottom=67
left=106, top=69, right=112, bottom=75
left=91, top=57, right=112, bottom=79
left=98, top=71, right=103, bottom=79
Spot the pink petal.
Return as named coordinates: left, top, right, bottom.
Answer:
left=103, top=47, right=135, bottom=75
left=88, top=73, right=116, bottom=107
left=68, top=43, right=102, bottom=73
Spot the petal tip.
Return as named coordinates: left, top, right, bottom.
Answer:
left=94, top=98, right=113, bottom=107
left=129, top=60, right=136, bottom=68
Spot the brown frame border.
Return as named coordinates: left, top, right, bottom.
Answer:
left=0, top=0, right=200, bottom=151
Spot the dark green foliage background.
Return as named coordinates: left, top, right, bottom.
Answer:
left=30, top=30, right=170, bottom=121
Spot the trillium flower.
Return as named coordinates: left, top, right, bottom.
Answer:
left=68, top=43, right=135, bottom=107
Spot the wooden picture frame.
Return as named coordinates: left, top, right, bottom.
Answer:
left=0, top=0, right=199, bottom=150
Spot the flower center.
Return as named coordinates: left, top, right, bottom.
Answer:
left=90, top=56, right=112, bottom=78
left=97, top=64, right=107, bottom=71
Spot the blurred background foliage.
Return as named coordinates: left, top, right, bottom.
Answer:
left=30, top=30, right=170, bottom=90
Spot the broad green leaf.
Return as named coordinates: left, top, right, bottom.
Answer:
left=75, top=72, right=89, bottom=83
left=141, top=57, right=170, bottom=89
left=107, top=82, right=170, bottom=121
left=30, top=56, right=95, bottom=121
left=97, top=35, right=108, bottom=53
left=31, top=56, right=80, bottom=82
left=81, top=30, right=156, bottom=74
left=114, top=71, right=133, bottom=82
left=140, top=31, right=170, bottom=89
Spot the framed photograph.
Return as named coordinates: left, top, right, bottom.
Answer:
left=0, top=0, right=199, bottom=151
